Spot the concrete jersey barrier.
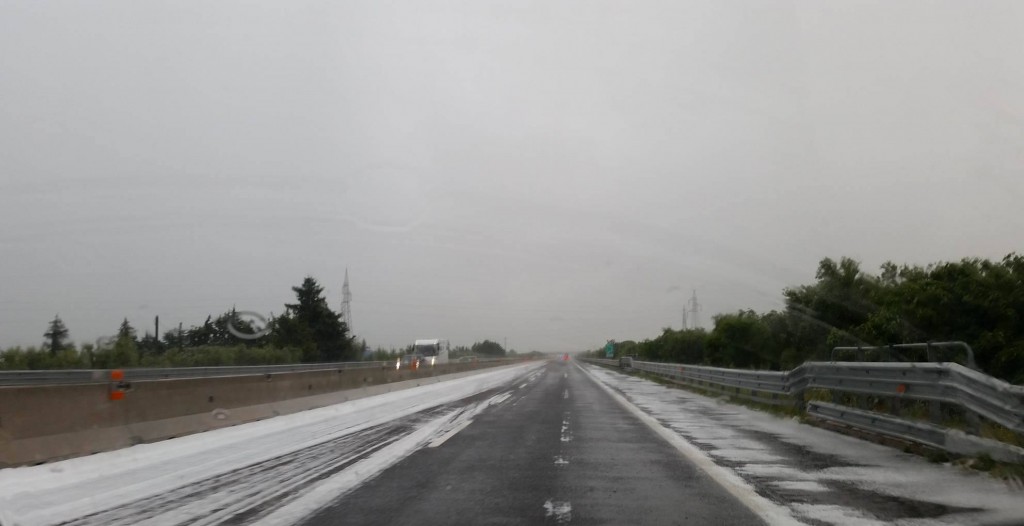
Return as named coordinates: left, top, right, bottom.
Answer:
left=0, top=359, right=530, bottom=467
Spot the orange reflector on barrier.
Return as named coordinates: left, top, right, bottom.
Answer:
left=896, top=383, right=907, bottom=394
left=109, top=370, right=129, bottom=400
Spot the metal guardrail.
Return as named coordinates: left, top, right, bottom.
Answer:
left=630, top=361, right=792, bottom=407
left=582, top=353, right=1024, bottom=462
left=789, top=361, right=1024, bottom=435
left=0, top=361, right=389, bottom=386
left=0, top=370, right=108, bottom=386
left=0, top=357, right=525, bottom=387
left=830, top=341, right=978, bottom=370
left=124, top=361, right=391, bottom=381
left=807, top=401, right=1024, bottom=464
left=808, top=400, right=949, bottom=449
left=637, top=362, right=787, bottom=392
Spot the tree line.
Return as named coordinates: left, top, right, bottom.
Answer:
left=1, top=276, right=518, bottom=370
left=0, top=276, right=355, bottom=370
left=595, top=254, right=1024, bottom=384
left=364, top=339, right=511, bottom=361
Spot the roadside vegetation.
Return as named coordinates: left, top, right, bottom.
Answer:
left=0, top=276, right=517, bottom=370
left=1, top=276, right=353, bottom=369
left=592, top=254, right=1024, bottom=384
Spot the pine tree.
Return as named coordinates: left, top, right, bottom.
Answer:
left=273, top=276, right=353, bottom=362
left=44, top=315, right=70, bottom=355
left=117, top=318, right=137, bottom=342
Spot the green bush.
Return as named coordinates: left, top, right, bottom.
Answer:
left=600, top=254, right=1024, bottom=384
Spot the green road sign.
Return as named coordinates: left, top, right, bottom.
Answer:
left=605, top=341, right=615, bottom=358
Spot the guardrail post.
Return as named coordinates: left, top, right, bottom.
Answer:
left=965, top=410, right=982, bottom=435
left=788, top=375, right=806, bottom=413
left=929, top=400, right=942, bottom=425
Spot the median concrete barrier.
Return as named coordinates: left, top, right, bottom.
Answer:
left=0, top=359, right=527, bottom=467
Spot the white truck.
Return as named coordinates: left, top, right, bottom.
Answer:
left=412, top=338, right=450, bottom=366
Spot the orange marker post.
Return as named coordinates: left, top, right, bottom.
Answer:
left=109, top=369, right=128, bottom=401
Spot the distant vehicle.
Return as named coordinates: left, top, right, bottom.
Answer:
left=562, top=353, right=570, bottom=362
left=398, top=354, right=421, bottom=369
left=619, top=355, right=635, bottom=370
left=413, top=338, right=450, bottom=366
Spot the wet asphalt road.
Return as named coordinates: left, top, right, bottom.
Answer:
left=301, top=360, right=765, bottom=526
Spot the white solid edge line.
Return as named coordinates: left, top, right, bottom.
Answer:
left=575, top=362, right=806, bottom=526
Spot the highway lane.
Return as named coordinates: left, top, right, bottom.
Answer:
left=7, top=359, right=1021, bottom=526
left=0, top=363, right=547, bottom=526
left=302, top=360, right=765, bottom=526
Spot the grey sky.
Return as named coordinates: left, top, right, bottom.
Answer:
left=2, top=1, right=1022, bottom=352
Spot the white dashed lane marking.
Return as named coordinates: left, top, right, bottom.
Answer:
left=543, top=500, right=572, bottom=524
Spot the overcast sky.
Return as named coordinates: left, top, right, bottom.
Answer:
left=1, top=1, right=1022, bottom=352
